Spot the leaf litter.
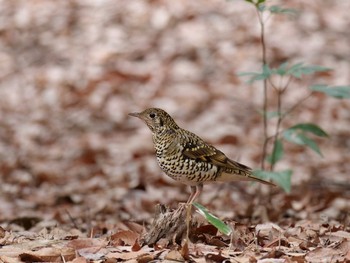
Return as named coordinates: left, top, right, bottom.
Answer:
left=0, top=0, right=349, bottom=262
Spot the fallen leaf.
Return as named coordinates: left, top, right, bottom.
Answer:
left=305, top=240, right=350, bottom=263
left=328, top=230, right=350, bottom=240
left=205, top=252, right=228, bottom=262
left=67, top=238, right=108, bottom=251
left=110, top=230, right=139, bottom=246
left=107, top=250, right=151, bottom=260
left=165, top=250, right=184, bottom=261
left=0, top=255, right=23, bottom=263
left=71, top=257, right=88, bottom=263
left=19, top=247, right=75, bottom=262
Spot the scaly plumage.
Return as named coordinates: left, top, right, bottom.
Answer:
left=129, top=108, right=274, bottom=203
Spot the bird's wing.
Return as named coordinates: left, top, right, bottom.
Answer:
left=179, top=130, right=275, bottom=186
left=179, top=130, right=250, bottom=171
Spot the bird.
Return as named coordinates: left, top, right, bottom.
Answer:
left=129, top=108, right=275, bottom=204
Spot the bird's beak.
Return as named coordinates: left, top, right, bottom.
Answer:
left=128, top=112, right=141, bottom=118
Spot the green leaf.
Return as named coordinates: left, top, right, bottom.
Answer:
left=310, top=84, right=350, bottom=99
left=244, top=0, right=265, bottom=6
left=268, top=5, right=298, bottom=16
left=273, top=61, right=289, bottom=76
left=193, top=203, right=232, bottom=235
left=257, top=4, right=266, bottom=11
left=266, top=111, right=280, bottom=119
left=237, top=71, right=260, bottom=77
left=262, top=64, right=272, bottom=75
left=267, top=139, right=284, bottom=165
left=258, top=110, right=280, bottom=119
left=286, top=63, right=331, bottom=79
left=237, top=71, right=263, bottom=84
left=283, top=125, right=326, bottom=157
left=289, top=123, right=328, bottom=137
left=238, top=64, right=271, bottom=84
left=298, top=134, right=323, bottom=156
left=253, top=169, right=292, bottom=193
left=282, top=129, right=304, bottom=145
left=257, top=62, right=330, bottom=79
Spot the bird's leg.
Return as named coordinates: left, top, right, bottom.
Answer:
left=186, top=186, right=197, bottom=204
left=187, top=184, right=203, bottom=204
left=185, top=184, right=203, bottom=243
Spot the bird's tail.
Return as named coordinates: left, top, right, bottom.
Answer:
left=247, top=174, right=275, bottom=186
left=217, top=170, right=275, bottom=186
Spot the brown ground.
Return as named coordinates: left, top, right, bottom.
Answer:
left=0, top=0, right=349, bottom=262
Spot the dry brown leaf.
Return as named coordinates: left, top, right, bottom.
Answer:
left=305, top=240, right=350, bottom=263
left=77, top=247, right=109, bottom=261
left=346, top=250, right=350, bottom=261
left=107, top=250, right=151, bottom=261
left=19, top=247, right=75, bottom=262
left=0, top=227, right=5, bottom=239
left=257, top=259, right=286, bottom=263
left=155, top=238, right=169, bottom=249
left=67, top=238, right=108, bottom=251
left=205, top=252, right=229, bottom=263
left=110, top=230, right=139, bottom=246
left=137, top=253, right=154, bottom=263
left=0, top=1, right=349, bottom=262
left=71, top=257, right=88, bottom=263
left=165, top=250, right=184, bottom=262
left=123, top=221, right=145, bottom=234
left=0, top=246, right=29, bottom=258
left=328, top=230, right=350, bottom=240
left=0, top=255, right=23, bottom=263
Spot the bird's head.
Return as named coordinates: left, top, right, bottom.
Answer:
left=129, top=108, right=179, bottom=134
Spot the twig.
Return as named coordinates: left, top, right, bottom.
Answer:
left=281, top=91, right=313, bottom=120
left=256, top=9, right=269, bottom=170
left=270, top=89, right=283, bottom=171
left=65, top=209, right=79, bottom=230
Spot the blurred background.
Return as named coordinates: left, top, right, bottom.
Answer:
left=0, top=0, right=349, bottom=230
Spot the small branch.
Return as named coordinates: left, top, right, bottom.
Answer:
left=65, top=209, right=79, bottom=229
left=282, top=91, right=313, bottom=120
left=268, top=78, right=279, bottom=92
left=256, top=9, right=269, bottom=170
left=265, top=132, right=281, bottom=143
left=263, top=91, right=314, bottom=171
left=269, top=76, right=292, bottom=171
left=282, top=76, right=293, bottom=93
left=270, top=88, right=283, bottom=171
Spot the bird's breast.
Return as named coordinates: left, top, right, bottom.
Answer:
left=154, top=142, right=219, bottom=185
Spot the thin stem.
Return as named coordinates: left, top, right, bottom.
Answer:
left=282, top=92, right=313, bottom=120
left=270, top=88, right=282, bottom=171
left=264, top=91, right=314, bottom=143
left=257, top=9, right=268, bottom=170
left=269, top=76, right=292, bottom=171
left=267, top=91, right=314, bottom=171
left=282, top=75, right=293, bottom=93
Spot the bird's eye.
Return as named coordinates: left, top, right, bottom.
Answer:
left=149, top=113, right=156, bottom=119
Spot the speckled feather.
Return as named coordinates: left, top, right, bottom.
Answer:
left=129, top=108, right=274, bottom=203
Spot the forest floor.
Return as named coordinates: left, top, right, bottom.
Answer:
left=0, top=0, right=349, bottom=262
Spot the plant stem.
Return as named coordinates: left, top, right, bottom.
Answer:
left=269, top=77, right=291, bottom=171
left=270, top=88, right=282, bottom=171
left=257, top=9, right=268, bottom=170
left=282, top=91, right=313, bottom=120
left=269, top=90, right=313, bottom=170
